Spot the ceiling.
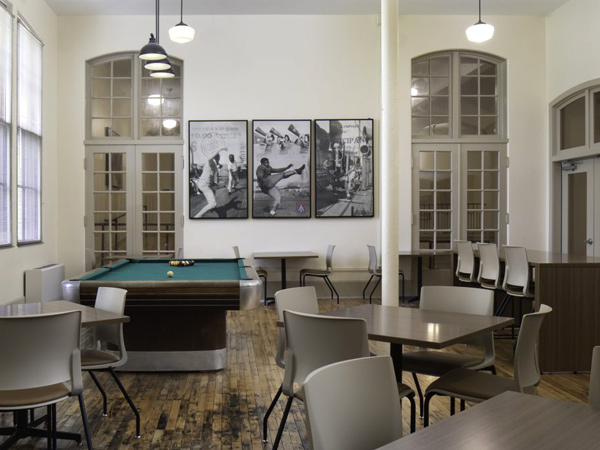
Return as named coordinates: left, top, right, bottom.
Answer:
left=44, top=0, right=571, bottom=17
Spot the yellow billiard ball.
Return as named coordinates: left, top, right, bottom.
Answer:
left=167, top=271, right=174, bottom=278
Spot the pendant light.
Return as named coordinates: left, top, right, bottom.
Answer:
left=169, top=0, right=195, bottom=44
left=149, top=67, right=175, bottom=79
left=466, top=0, right=494, bottom=43
left=139, top=0, right=172, bottom=76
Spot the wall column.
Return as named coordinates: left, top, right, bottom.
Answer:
left=380, top=0, right=400, bottom=306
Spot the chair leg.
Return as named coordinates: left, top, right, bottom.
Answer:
left=460, top=399, right=466, bottom=411
left=424, top=392, right=436, bottom=427
left=259, top=274, right=268, bottom=305
left=324, top=276, right=340, bottom=304
left=399, top=272, right=405, bottom=303
left=272, top=396, right=294, bottom=450
left=495, top=293, right=511, bottom=316
left=52, top=404, right=57, bottom=450
left=108, top=368, right=141, bottom=438
left=369, top=276, right=382, bottom=303
left=77, top=394, right=94, bottom=450
left=406, top=394, right=416, bottom=434
left=46, top=405, right=52, bottom=450
left=362, top=275, right=374, bottom=299
left=88, top=371, right=108, bottom=416
left=450, top=397, right=456, bottom=416
left=411, top=372, right=424, bottom=418
left=262, top=385, right=282, bottom=442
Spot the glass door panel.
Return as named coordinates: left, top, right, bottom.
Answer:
left=561, top=158, right=594, bottom=256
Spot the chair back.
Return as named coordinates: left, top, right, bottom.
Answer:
left=367, top=245, right=378, bottom=274
left=325, top=244, right=336, bottom=273
left=455, top=240, right=475, bottom=281
left=0, top=311, right=82, bottom=394
left=477, top=243, right=501, bottom=289
left=513, top=304, right=552, bottom=393
left=589, top=346, right=600, bottom=407
left=420, top=286, right=495, bottom=366
left=232, top=245, right=241, bottom=259
left=274, top=287, right=319, bottom=369
left=502, top=246, right=531, bottom=296
left=94, top=287, right=128, bottom=363
left=85, top=248, right=97, bottom=270
left=303, top=356, right=402, bottom=450
left=282, top=311, right=369, bottom=396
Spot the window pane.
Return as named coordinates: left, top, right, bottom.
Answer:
left=461, top=116, right=478, bottom=135
left=484, top=171, right=499, bottom=189
left=143, top=213, right=158, bottom=231
left=461, top=77, right=478, bottom=95
left=437, top=212, right=451, bottom=230
left=0, top=123, right=9, bottom=245
left=412, top=97, right=430, bottom=116
left=431, top=97, right=449, bottom=115
left=92, top=61, right=110, bottom=77
left=92, top=78, right=111, bottom=98
left=467, top=151, right=481, bottom=170
left=430, top=57, right=449, bottom=76
left=560, top=97, right=586, bottom=150
left=480, top=77, right=497, bottom=96
left=480, top=116, right=498, bottom=135
left=17, top=130, right=41, bottom=242
left=467, top=190, right=481, bottom=207
left=594, top=92, right=600, bottom=144
left=420, top=211, right=433, bottom=230
left=430, top=77, right=449, bottom=96
left=412, top=60, right=429, bottom=77
left=483, top=152, right=498, bottom=170
left=436, top=171, right=451, bottom=189
left=412, top=78, right=429, bottom=96
left=112, top=59, right=131, bottom=77
left=461, top=97, right=478, bottom=115
left=18, top=24, right=42, bottom=135
left=143, top=173, right=158, bottom=191
left=420, top=191, right=434, bottom=209
left=419, top=152, right=434, bottom=170
left=0, top=7, right=11, bottom=122
left=419, top=172, right=434, bottom=190
left=111, top=119, right=132, bottom=138
left=437, top=231, right=452, bottom=249
left=467, top=172, right=482, bottom=189
left=483, top=191, right=498, bottom=209
left=437, top=191, right=451, bottom=209
left=460, top=57, right=478, bottom=76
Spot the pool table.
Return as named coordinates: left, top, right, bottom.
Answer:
left=62, top=258, right=262, bottom=371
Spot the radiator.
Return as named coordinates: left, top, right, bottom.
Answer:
left=24, top=264, right=66, bottom=303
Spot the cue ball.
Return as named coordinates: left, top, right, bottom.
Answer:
left=167, top=271, right=174, bottom=278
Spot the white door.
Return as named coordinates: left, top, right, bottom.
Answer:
left=561, top=158, right=595, bottom=256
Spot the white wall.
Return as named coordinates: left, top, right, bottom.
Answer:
left=397, top=15, right=548, bottom=251
left=0, top=0, right=58, bottom=304
left=546, top=0, right=600, bottom=102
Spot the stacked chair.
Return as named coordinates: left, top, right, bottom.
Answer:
left=299, top=244, right=339, bottom=304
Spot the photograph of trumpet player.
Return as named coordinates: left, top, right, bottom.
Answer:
left=314, top=119, right=374, bottom=217
left=252, top=120, right=311, bottom=218
left=189, top=120, right=248, bottom=219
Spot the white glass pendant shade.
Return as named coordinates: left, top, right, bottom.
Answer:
left=169, top=22, right=195, bottom=43
left=144, top=57, right=172, bottom=71
left=139, top=34, right=168, bottom=61
left=163, top=119, right=177, bottom=129
left=466, top=21, right=494, bottom=43
left=150, top=67, right=175, bottom=78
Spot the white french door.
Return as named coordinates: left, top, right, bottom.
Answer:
left=561, top=158, right=598, bottom=257
left=85, top=144, right=183, bottom=267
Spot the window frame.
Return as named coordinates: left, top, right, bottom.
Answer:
left=16, top=15, right=43, bottom=246
left=0, top=2, right=13, bottom=248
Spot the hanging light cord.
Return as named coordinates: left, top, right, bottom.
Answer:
left=180, top=0, right=184, bottom=23
left=155, top=0, right=160, bottom=43
left=478, top=0, right=482, bottom=22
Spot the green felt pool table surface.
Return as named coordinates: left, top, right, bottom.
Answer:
left=81, top=258, right=248, bottom=282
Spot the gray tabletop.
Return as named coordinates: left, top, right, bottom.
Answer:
left=252, top=251, right=319, bottom=260
left=377, top=391, right=600, bottom=449
left=322, top=304, right=513, bottom=348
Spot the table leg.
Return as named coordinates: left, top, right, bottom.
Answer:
left=390, top=343, right=403, bottom=382
left=280, top=259, right=287, bottom=290
left=0, top=410, right=81, bottom=449
left=417, top=256, right=423, bottom=299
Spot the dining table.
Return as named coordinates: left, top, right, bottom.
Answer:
left=321, top=304, right=513, bottom=381
left=376, top=391, right=600, bottom=449
left=252, top=251, right=319, bottom=290
left=0, top=300, right=129, bottom=448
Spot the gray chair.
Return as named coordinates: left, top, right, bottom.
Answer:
left=476, top=243, right=502, bottom=290
left=262, top=287, right=320, bottom=444
left=362, top=245, right=405, bottom=303
left=303, top=356, right=403, bottom=450
left=0, top=311, right=94, bottom=450
left=403, top=286, right=496, bottom=417
left=424, top=304, right=552, bottom=427
left=233, top=246, right=269, bottom=304
left=455, top=240, right=476, bottom=284
left=81, top=287, right=140, bottom=438
left=299, top=244, right=339, bottom=304
left=589, top=346, right=600, bottom=408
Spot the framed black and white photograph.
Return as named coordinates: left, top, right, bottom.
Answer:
left=189, top=120, right=248, bottom=219
left=252, top=120, right=311, bottom=218
left=315, top=119, right=374, bottom=217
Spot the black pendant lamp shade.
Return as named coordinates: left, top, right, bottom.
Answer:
left=139, top=33, right=167, bottom=61
left=149, top=66, right=175, bottom=78
left=145, top=56, right=172, bottom=71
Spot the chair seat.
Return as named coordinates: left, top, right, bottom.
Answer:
left=256, top=267, right=268, bottom=277
left=426, top=368, right=517, bottom=402
left=81, top=348, right=120, bottom=368
left=0, top=383, right=70, bottom=408
left=403, top=351, right=485, bottom=376
left=398, top=383, right=414, bottom=399
left=300, top=268, right=331, bottom=276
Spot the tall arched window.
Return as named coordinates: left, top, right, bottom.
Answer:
left=85, top=53, right=184, bottom=266
left=411, top=51, right=507, bottom=256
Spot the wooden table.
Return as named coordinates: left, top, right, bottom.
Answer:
left=0, top=300, right=129, bottom=447
left=252, top=251, right=318, bottom=290
left=322, top=304, right=513, bottom=381
left=377, top=391, right=600, bottom=449
left=0, top=300, right=130, bottom=326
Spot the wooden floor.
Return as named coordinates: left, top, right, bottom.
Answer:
left=1, top=297, right=591, bottom=449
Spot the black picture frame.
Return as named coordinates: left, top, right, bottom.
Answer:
left=252, top=120, right=311, bottom=218
left=188, top=120, right=249, bottom=219
left=314, top=119, right=374, bottom=218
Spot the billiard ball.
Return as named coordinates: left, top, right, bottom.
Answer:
left=167, top=271, right=174, bottom=278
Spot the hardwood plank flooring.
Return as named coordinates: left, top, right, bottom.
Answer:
left=0, top=298, right=591, bottom=449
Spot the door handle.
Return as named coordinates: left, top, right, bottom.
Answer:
left=586, top=238, right=593, bottom=245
